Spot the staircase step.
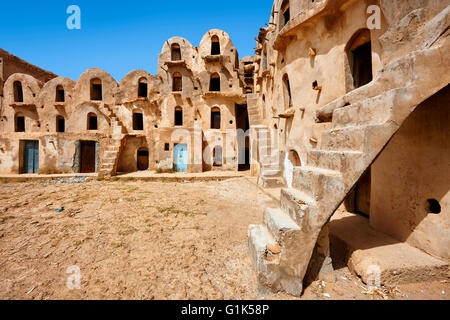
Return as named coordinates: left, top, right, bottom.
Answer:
left=307, top=150, right=364, bottom=173
left=332, top=92, right=394, bottom=129
left=261, top=169, right=281, bottom=177
left=248, top=224, right=278, bottom=271
left=293, top=166, right=344, bottom=202
left=280, top=188, right=315, bottom=226
left=321, top=124, right=394, bottom=152
left=263, top=208, right=300, bottom=243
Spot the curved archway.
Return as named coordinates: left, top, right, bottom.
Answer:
left=211, top=35, right=220, bottom=55
left=346, top=28, right=373, bottom=91
left=172, top=72, right=182, bottom=92
left=171, top=43, right=181, bottom=61
left=55, top=85, right=65, bottom=102
left=210, top=73, right=221, bottom=92
left=285, top=149, right=302, bottom=188
left=138, top=77, right=148, bottom=98
left=211, top=107, right=221, bottom=129
left=13, top=81, right=23, bottom=103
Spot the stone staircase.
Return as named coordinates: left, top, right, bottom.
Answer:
left=248, top=38, right=450, bottom=296
left=256, top=126, right=284, bottom=188
left=98, top=104, right=126, bottom=177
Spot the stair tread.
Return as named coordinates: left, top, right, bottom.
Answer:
left=248, top=225, right=277, bottom=251
left=298, top=166, right=342, bottom=177
left=265, top=208, right=300, bottom=232
left=282, top=188, right=316, bottom=205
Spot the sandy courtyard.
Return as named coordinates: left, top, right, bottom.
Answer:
left=0, top=177, right=447, bottom=300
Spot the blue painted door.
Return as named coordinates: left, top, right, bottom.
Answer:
left=23, top=140, right=39, bottom=174
left=173, top=144, right=187, bottom=173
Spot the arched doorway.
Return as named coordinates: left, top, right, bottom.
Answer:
left=284, top=150, right=301, bottom=188
left=137, top=148, right=149, bottom=171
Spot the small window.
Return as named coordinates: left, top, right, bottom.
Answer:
left=15, top=115, right=25, bottom=132
left=55, top=85, right=65, bottom=102
left=175, top=106, right=183, bottom=126
left=164, top=143, right=170, bottom=151
left=211, top=107, right=221, bottom=129
left=172, top=72, right=182, bottom=92
left=13, top=81, right=24, bottom=103
left=56, top=116, right=65, bottom=133
left=210, top=73, right=221, bottom=92
left=87, top=113, right=98, bottom=130
left=211, top=35, right=220, bottom=55
left=90, top=78, right=102, bottom=101
left=346, top=29, right=373, bottom=91
left=138, top=78, right=148, bottom=98
left=133, top=112, right=144, bottom=131
left=171, top=43, right=182, bottom=61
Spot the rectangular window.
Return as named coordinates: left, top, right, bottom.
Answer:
left=88, top=116, right=98, bottom=130
left=164, top=143, right=170, bottom=151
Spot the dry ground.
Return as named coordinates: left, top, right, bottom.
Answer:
left=0, top=177, right=448, bottom=300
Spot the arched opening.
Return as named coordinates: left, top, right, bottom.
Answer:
left=87, top=113, right=98, bottom=131
left=211, top=35, right=220, bottom=55
left=56, top=116, right=65, bottom=133
left=171, top=43, right=182, bottom=61
left=283, top=74, right=292, bottom=109
left=245, top=87, right=253, bottom=94
left=211, top=107, right=221, bottom=129
left=346, top=29, right=373, bottom=91
left=172, top=72, right=182, bottom=92
left=13, top=81, right=23, bottom=103
left=90, top=78, right=102, bottom=101
left=279, top=0, right=290, bottom=30
left=138, top=78, right=148, bottom=98
left=137, top=148, right=149, bottom=171
left=133, top=112, right=144, bottom=131
left=55, top=85, right=65, bottom=102
left=174, top=106, right=183, bottom=126
left=209, top=73, right=221, bottom=92
left=15, top=113, right=25, bottom=132
left=213, top=146, right=223, bottom=167
left=288, top=150, right=301, bottom=167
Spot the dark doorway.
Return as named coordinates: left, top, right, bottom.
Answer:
left=90, top=79, right=102, bottom=101
left=171, top=43, right=182, bottom=61
left=80, top=141, right=97, bottom=173
left=211, top=107, right=221, bottom=129
left=138, top=80, right=148, bottom=98
left=88, top=113, right=98, bottom=130
left=15, top=115, right=25, bottom=132
left=56, top=85, right=65, bottom=102
left=210, top=73, right=221, bottom=92
left=213, top=146, right=223, bottom=167
left=13, top=81, right=23, bottom=103
left=352, top=42, right=373, bottom=89
left=56, top=116, right=65, bottom=133
left=211, top=36, right=220, bottom=55
left=137, top=148, right=149, bottom=171
left=133, top=112, right=144, bottom=131
left=236, top=104, right=250, bottom=171
left=175, top=107, right=183, bottom=126
left=22, top=140, right=39, bottom=174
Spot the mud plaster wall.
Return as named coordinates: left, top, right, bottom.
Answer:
left=370, top=86, right=450, bottom=260
left=117, top=136, right=150, bottom=173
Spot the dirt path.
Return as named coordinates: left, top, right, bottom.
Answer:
left=0, top=178, right=447, bottom=300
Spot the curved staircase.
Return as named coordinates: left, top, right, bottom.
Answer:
left=248, top=37, right=450, bottom=296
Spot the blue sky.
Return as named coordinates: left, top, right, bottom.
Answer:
left=1, top=0, right=273, bottom=82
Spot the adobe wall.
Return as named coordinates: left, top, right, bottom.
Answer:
left=370, top=85, right=450, bottom=260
